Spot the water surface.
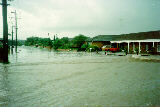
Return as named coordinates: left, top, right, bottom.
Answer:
left=0, top=46, right=160, bottom=106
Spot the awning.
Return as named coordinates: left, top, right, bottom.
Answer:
left=111, top=39, right=160, bottom=43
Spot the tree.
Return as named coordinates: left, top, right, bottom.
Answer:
left=25, top=37, right=35, bottom=46
left=72, top=34, right=88, bottom=50
left=59, top=37, right=71, bottom=49
left=52, top=38, right=63, bottom=50
left=81, top=44, right=88, bottom=51
left=61, top=37, right=69, bottom=44
left=87, top=45, right=100, bottom=52
left=25, top=37, right=52, bottom=47
left=41, top=38, right=52, bottom=47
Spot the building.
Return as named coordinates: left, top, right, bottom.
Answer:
left=90, top=30, right=160, bottom=54
left=91, top=35, right=121, bottom=48
left=111, top=39, right=160, bottom=54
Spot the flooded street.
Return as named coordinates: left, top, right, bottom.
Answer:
left=0, top=46, right=160, bottom=106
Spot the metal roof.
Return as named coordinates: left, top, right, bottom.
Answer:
left=92, top=35, right=121, bottom=41
left=117, top=30, right=160, bottom=40
left=91, top=30, right=160, bottom=42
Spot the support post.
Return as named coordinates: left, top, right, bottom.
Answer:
left=2, top=0, right=9, bottom=63
left=133, top=42, right=134, bottom=52
left=153, top=42, right=155, bottom=47
left=128, top=42, right=130, bottom=53
left=139, top=42, right=141, bottom=54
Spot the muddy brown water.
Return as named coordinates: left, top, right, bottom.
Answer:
left=0, top=46, right=160, bottom=107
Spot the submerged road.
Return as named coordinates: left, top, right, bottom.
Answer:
left=0, top=46, right=160, bottom=106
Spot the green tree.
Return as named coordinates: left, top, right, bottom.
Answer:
left=52, top=38, right=63, bottom=50
left=81, top=44, right=88, bottom=51
left=25, top=37, right=52, bottom=47
left=87, top=45, right=100, bottom=52
left=59, top=37, right=71, bottom=49
left=61, top=37, right=69, bottom=44
left=42, top=38, right=52, bottom=47
left=25, top=36, right=37, bottom=46
left=72, top=34, right=88, bottom=51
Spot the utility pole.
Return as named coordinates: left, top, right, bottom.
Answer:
left=11, top=10, right=17, bottom=52
left=11, top=26, right=14, bottom=48
left=1, top=0, right=9, bottom=63
left=15, top=10, right=17, bottom=53
left=10, top=25, right=14, bottom=54
left=54, top=35, right=56, bottom=41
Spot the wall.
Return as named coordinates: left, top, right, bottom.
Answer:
left=92, top=41, right=110, bottom=48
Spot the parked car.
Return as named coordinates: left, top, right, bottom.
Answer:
left=102, top=45, right=120, bottom=52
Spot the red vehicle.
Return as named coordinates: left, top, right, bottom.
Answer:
left=102, top=45, right=120, bottom=52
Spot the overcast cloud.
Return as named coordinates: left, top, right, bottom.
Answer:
left=0, top=0, right=160, bottom=39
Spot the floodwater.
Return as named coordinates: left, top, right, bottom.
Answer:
left=0, top=46, right=160, bottom=107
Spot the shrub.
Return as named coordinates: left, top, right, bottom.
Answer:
left=87, top=45, right=100, bottom=52
left=81, top=44, right=88, bottom=51
left=135, top=48, right=139, bottom=55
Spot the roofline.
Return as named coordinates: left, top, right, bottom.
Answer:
left=111, top=39, right=160, bottom=43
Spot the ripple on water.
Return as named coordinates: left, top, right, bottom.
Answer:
left=0, top=46, right=159, bottom=106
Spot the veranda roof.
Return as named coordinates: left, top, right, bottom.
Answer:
left=111, top=39, right=160, bottom=43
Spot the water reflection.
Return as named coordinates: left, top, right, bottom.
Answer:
left=0, top=65, right=9, bottom=107
left=11, top=48, right=13, bottom=55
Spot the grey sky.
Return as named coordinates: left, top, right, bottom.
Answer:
left=0, top=0, right=160, bottom=39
